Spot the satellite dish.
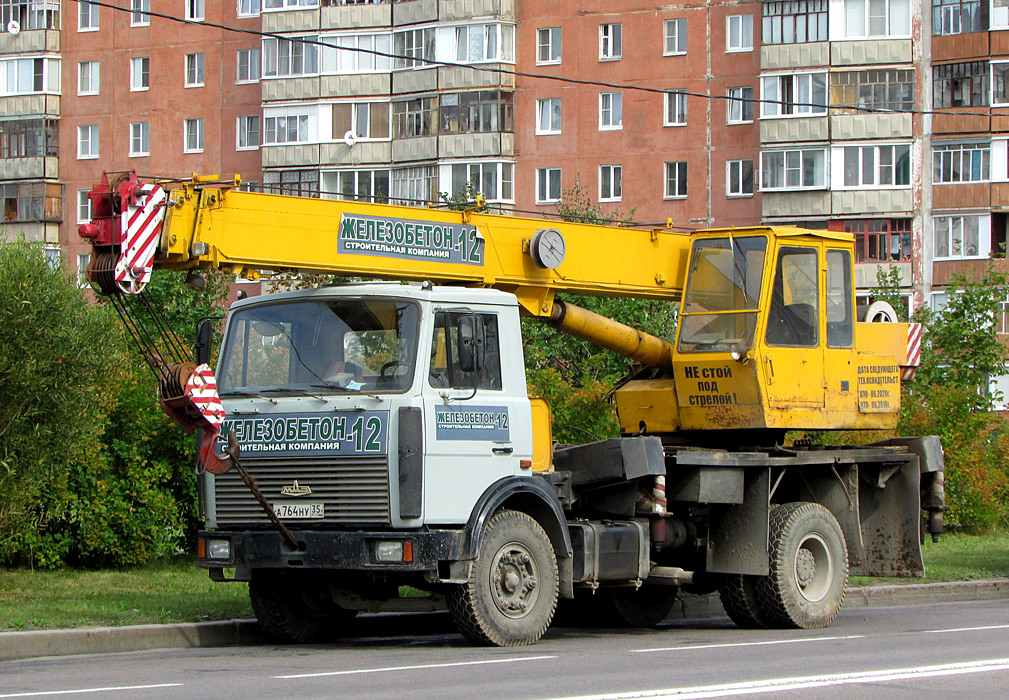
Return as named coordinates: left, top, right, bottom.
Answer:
left=7, top=19, right=20, bottom=35
left=343, top=130, right=357, bottom=147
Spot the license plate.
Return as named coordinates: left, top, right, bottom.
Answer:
left=272, top=501, right=324, bottom=519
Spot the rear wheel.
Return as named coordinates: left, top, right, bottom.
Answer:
left=718, top=575, right=767, bottom=628
left=756, top=502, right=848, bottom=629
left=448, top=510, right=558, bottom=646
left=249, top=572, right=356, bottom=643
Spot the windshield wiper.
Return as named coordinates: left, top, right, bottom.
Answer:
left=260, top=387, right=330, bottom=401
left=310, top=383, right=381, bottom=399
left=218, top=390, right=278, bottom=404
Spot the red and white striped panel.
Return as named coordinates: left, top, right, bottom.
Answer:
left=185, top=363, right=226, bottom=429
left=114, top=184, right=167, bottom=294
left=902, top=322, right=923, bottom=381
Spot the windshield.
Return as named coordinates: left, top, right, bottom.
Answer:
left=678, top=236, right=767, bottom=353
left=219, top=298, right=420, bottom=394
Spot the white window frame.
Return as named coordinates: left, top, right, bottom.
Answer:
left=454, top=23, right=515, bottom=64
left=727, top=159, right=755, bottom=197
left=322, top=169, right=391, bottom=203
left=993, top=61, right=1009, bottom=105
left=537, top=27, right=562, bottom=65
left=186, top=0, right=205, bottom=21
left=263, top=113, right=311, bottom=145
left=0, top=57, right=61, bottom=97
left=328, top=33, right=395, bottom=74
left=760, top=72, right=828, bottom=117
left=237, top=49, right=260, bottom=83
left=185, top=53, right=205, bottom=87
left=995, top=0, right=1009, bottom=29
left=840, top=0, right=911, bottom=38
left=664, top=90, right=687, bottom=126
left=599, top=164, right=622, bottom=201
left=131, top=0, right=150, bottom=26
left=129, top=122, right=150, bottom=157
left=759, top=148, right=827, bottom=190
left=599, top=23, right=622, bottom=61
left=536, top=167, right=562, bottom=204
left=727, top=14, right=754, bottom=51
left=238, top=0, right=261, bottom=17
left=262, top=36, right=320, bottom=78
left=78, top=61, right=99, bottom=96
left=237, top=115, right=261, bottom=150
left=77, top=189, right=92, bottom=224
left=77, top=124, right=99, bottom=160
left=130, top=56, right=149, bottom=92
left=933, top=142, right=991, bottom=183
left=664, top=18, right=687, bottom=55
left=77, top=253, right=91, bottom=289
left=933, top=213, right=990, bottom=260
left=184, top=118, right=205, bottom=153
left=599, top=92, right=623, bottom=130
left=263, top=0, right=320, bottom=10
left=832, top=143, right=912, bottom=189
left=664, top=161, right=688, bottom=199
left=78, top=1, right=99, bottom=32
left=444, top=161, right=515, bottom=203
left=536, top=98, right=562, bottom=135
left=727, top=86, right=754, bottom=123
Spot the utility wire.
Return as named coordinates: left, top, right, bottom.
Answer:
left=71, top=0, right=996, bottom=119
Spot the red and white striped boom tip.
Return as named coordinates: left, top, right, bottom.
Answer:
left=115, top=183, right=167, bottom=295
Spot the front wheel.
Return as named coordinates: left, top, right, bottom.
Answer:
left=756, top=502, right=848, bottom=629
left=448, top=510, right=559, bottom=646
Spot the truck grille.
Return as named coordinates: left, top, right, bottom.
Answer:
left=212, top=455, right=391, bottom=526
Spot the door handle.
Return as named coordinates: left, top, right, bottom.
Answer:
left=492, top=447, right=513, bottom=455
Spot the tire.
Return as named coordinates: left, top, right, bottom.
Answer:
left=718, top=575, right=768, bottom=629
left=756, top=502, right=848, bottom=629
left=249, top=572, right=356, bottom=643
left=448, top=510, right=559, bottom=646
left=607, top=585, right=679, bottom=628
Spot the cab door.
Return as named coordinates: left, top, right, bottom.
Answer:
left=761, top=244, right=825, bottom=408
left=822, top=247, right=858, bottom=421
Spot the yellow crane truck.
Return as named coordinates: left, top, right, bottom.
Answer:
left=79, top=172, right=944, bottom=646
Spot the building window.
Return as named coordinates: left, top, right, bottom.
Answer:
left=237, top=115, right=260, bottom=150
left=727, top=14, right=754, bottom=51
left=727, top=159, right=755, bottom=196
left=664, top=18, right=687, bottom=55
left=664, top=161, right=687, bottom=198
left=0, top=118, right=59, bottom=159
left=761, top=72, right=828, bottom=117
left=264, top=114, right=310, bottom=144
left=727, top=86, right=754, bottom=123
left=130, top=57, right=149, bottom=91
left=536, top=167, right=561, bottom=204
left=78, top=1, right=98, bottom=31
left=264, top=0, right=320, bottom=9
left=992, top=62, right=1009, bottom=105
left=449, top=162, right=514, bottom=203
left=664, top=90, right=687, bottom=126
left=186, top=0, right=204, bottom=21
left=830, top=69, right=914, bottom=113
left=455, top=23, right=515, bottom=63
left=1, top=0, right=60, bottom=30
left=599, top=23, right=622, bottom=60
left=537, top=27, right=562, bottom=64
left=131, top=0, right=150, bottom=26
left=838, top=144, right=911, bottom=187
left=933, top=61, right=988, bottom=108
left=237, top=49, right=260, bottom=83
left=933, top=0, right=984, bottom=35
left=392, top=98, right=437, bottom=138
left=760, top=149, right=826, bottom=189
left=129, top=122, right=149, bottom=157
left=843, top=0, right=911, bottom=37
left=333, top=102, right=391, bottom=140
left=996, top=0, right=1009, bottom=27
left=393, top=28, right=434, bottom=70
left=846, top=219, right=911, bottom=262
left=2, top=181, right=61, bottom=224
left=536, top=98, right=562, bottom=135
left=322, top=169, right=390, bottom=204
left=77, top=189, right=91, bottom=224
left=239, top=0, right=261, bottom=17
left=0, top=57, right=60, bottom=97
left=762, top=0, right=828, bottom=44
left=262, top=36, right=320, bottom=77
left=599, top=165, right=622, bottom=201
left=77, top=253, right=91, bottom=288
left=391, top=165, right=435, bottom=206
left=185, top=53, right=204, bottom=87
left=600, top=92, right=623, bottom=130
left=77, top=124, right=99, bottom=159
left=933, top=142, right=990, bottom=183
left=78, top=61, right=99, bottom=96
left=184, top=118, right=204, bottom=153
left=439, top=91, right=513, bottom=134
left=263, top=169, right=320, bottom=198
left=933, top=214, right=989, bottom=259
left=331, top=33, right=394, bottom=73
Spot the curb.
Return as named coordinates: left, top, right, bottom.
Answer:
left=2, top=579, right=1007, bottom=662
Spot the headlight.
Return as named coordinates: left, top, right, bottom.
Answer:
left=206, top=538, right=232, bottom=560
left=375, top=541, right=404, bottom=562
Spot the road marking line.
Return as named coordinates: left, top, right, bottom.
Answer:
left=923, top=624, right=1009, bottom=634
left=538, top=658, right=1009, bottom=700
left=631, top=635, right=864, bottom=653
left=0, top=684, right=183, bottom=698
left=273, top=654, right=557, bottom=679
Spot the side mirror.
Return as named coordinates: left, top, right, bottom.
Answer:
left=457, top=314, right=486, bottom=373
left=195, top=317, right=214, bottom=365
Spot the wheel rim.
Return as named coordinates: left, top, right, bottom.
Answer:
left=794, top=532, right=833, bottom=603
left=489, top=540, right=540, bottom=619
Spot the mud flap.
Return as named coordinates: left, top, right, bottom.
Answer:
left=854, top=458, right=923, bottom=577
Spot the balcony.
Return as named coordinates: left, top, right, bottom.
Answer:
left=830, top=112, right=911, bottom=140
left=832, top=189, right=912, bottom=216
left=831, top=39, right=911, bottom=66
left=933, top=32, right=989, bottom=62
left=932, top=106, right=990, bottom=135
left=933, top=258, right=1009, bottom=286
left=761, top=190, right=830, bottom=220
left=760, top=43, right=829, bottom=71
left=760, top=116, right=828, bottom=143
left=932, top=183, right=990, bottom=211
left=321, top=2, right=391, bottom=29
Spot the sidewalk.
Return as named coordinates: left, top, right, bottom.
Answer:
left=2, top=579, right=1007, bottom=662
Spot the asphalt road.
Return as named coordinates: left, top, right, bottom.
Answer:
left=4, top=600, right=1009, bottom=700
